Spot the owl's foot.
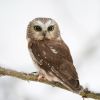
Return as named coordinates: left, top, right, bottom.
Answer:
left=31, top=71, right=47, bottom=81
left=37, top=73, right=47, bottom=81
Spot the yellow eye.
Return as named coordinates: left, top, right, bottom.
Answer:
left=48, top=25, right=54, bottom=31
left=34, top=25, right=42, bottom=31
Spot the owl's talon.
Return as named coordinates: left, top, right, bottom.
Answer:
left=30, top=72, right=46, bottom=81
left=37, top=74, right=47, bottom=81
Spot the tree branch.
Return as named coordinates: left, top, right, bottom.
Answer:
left=0, top=66, right=100, bottom=100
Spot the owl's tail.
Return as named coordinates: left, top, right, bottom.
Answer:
left=62, top=79, right=83, bottom=94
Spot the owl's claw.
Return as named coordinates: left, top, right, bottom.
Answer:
left=30, top=72, right=47, bottom=81
left=37, top=73, right=47, bottom=81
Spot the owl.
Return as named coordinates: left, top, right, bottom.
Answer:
left=27, top=17, right=82, bottom=93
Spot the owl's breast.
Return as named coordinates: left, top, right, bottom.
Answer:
left=28, top=40, right=62, bottom=70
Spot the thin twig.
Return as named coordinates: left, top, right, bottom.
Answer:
left=0, top=66, right=100, bottom=100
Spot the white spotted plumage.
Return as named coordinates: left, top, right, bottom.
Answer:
left=50, top=47, right=58, bottom=54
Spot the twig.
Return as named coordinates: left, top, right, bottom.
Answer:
left=0, top=66, right=100, bottom=100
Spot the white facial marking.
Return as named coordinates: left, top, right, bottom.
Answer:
left=36, top=20, right=46, bottom=31
left=45, top=20, right=52, bottom=27
left=37, top=20, right=55, bottom=31
left=36, top=20, right=44, bottom=27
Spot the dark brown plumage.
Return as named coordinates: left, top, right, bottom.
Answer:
left=27, top=17, right=82, bottom=93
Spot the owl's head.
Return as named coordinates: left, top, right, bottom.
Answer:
left=27, top=18, right=61, bottom=40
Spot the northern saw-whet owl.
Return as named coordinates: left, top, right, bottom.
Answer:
left=26, top=17, right=82, bottom=93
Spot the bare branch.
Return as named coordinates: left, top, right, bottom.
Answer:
left=0, top=66, right=100, bottom=100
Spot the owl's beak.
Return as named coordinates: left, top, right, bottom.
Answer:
left=42, top=31, right=47, bottom=36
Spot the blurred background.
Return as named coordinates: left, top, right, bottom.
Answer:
left=0, top=0, right=100, bottom=100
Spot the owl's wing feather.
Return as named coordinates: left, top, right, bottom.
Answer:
left=30, top=40, right=81, bottom=92
left=50, top=60, right=81, bottom=91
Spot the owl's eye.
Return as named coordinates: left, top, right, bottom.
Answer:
left=48, top=25, right=54, bottom=31
left=34, top=25, right=42, bottom=31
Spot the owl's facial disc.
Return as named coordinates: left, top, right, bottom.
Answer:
left=27, top=18, right=60, bottom=41
left=32, top=20, right=59, bottom=40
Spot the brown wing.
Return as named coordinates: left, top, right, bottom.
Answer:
left=29, top=40, right=81, bottom=92
left=47, top=40, right=73, bottom=63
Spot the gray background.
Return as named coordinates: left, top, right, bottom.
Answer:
left=0, top=0, right=100, bottom=100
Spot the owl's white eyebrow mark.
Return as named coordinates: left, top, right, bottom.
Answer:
left=36, top=21, right=44, bottom=26
left=36, top=20, right=55, bottom=30
left=45, top=20, right=51, bottom=27
left=36, top=20, right=46, bottom=30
